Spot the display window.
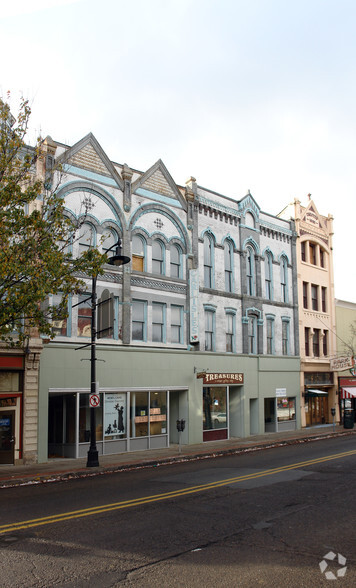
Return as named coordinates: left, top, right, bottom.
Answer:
left=277, top=397, right=296, bottom=421
left=203, top=386, right=227, bottom=430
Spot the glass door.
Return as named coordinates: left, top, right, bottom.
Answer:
left=0, top=411, right=15, bottom=464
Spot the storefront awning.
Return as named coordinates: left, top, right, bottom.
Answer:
left=305, top=389, right=328, bottom=397
left=340, top=387, right=356, bottom=399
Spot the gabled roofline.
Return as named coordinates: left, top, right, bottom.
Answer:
left=132, top=159, right=187, bottom=211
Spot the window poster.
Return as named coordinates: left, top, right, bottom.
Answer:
left=104, top=393, right=126, bottom=437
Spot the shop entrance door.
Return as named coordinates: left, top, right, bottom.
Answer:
left=0, top=411, right=15, bottom=464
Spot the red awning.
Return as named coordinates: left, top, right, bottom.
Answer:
left=340, top=387, right=356, bottom=399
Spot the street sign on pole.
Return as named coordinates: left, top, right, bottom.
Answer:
left=89, top=393, right=100, bottom=408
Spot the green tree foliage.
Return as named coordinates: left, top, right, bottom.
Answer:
left=0, top=94, right=106, bottom=345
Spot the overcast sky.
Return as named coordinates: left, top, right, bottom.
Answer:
left=1, top=0, right=355, bottom=303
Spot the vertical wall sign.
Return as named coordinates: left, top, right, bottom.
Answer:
left=189, top=268, right=200, bottom=343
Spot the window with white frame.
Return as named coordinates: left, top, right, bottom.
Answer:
left=282, top=319, right=290, bottom=355
left=152, top=302, right=165, bottom=343
left=246, top=246, right=255, bottom=296
left=204, top=308, right=215, bottom=351
left=152, top=239, right=165, bottom=275
left=132, top=300, right=146, bottom=341
left=266, top=316, right=274, bottom=355
left=170, top=244, right=182, bottom=278
left=224, top=240, right=234, bottom=293
left=77, top=293, right=92, bottom=337
left=265, top=252, right=273, bottom=300
left=132, top=234, right=146, bottom=272
left=204, top=234, right=214, bottom=288
left=248, top=315, right=257, bottom=354
left=171, top=305, right=183, bottom=344
left=225, top=312, right=235, bottom=352
left=280, top=256, right=288, bottom=303
left=49, top=294, right=70, bottom=337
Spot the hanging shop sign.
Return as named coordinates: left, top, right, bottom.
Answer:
left=330, top=356, right=354, bottom=372
left=197, top=372, right=244, bottom=385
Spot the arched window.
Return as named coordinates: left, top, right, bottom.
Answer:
left=102, top=228, right=119, bottom=255
left=78, top=223, right=95, bottom=256
left=265, top=252, right=273, bottom=300
left=280, top=256, right=288, bottom=303
left=246, top=246, right=255, bottom=296
left=170, top=244, right=182, bottom=278
left=204, top=234, right=214, bottom=288
left=152, top=239, right=165, bottom=275
left=132, top=235, right=146, bottom=272
left=248, top=315, right=257, bottom=354
left=224, top=240, right=234, bottom=292
left=245, top=212, right=255, bottom=228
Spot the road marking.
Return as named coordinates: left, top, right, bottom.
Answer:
left=1, top=449, right=355, bottom=535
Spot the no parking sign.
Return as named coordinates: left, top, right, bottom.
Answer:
left=89, top=393, right=100, bottom=408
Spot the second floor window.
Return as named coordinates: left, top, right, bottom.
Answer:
left=280, top=256, right=288, bottom=303
left=266, top=317, right=274, bottom=354
left=152, top=302, right=165, bottom=342
left=311, top=284, right=318, bottom=311
left=313, top=329, right=320, bottom=357
left=132, top=300, right=146, bottom=341
left=248, top=315, right=257, bottom=354
left=282, top=320, right=290, bottom=355
left=226, top=313, right=234, bottom=352
left=171, top=305, right=183, bottom=344
left=305, top=327, right=310, bottom=356
left=204, top=309, right=215, bottom=351
left=77, top=294, right=92, bottom=337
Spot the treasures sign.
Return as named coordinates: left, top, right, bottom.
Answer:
left=197, top=372, right=244, bottom=385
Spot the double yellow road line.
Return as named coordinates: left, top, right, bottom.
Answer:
left=1, top=449, right=355, bottom=536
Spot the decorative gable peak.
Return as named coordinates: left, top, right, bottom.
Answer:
left=132, top=159, right=187, bottom=210
left=57, top=133, right=124, bottom=190
left=238, top=191, right=260, bottom=218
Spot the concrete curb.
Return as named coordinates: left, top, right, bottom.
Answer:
left=1, top=429, right=354, bottom=489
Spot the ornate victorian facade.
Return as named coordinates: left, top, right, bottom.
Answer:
left=36, top=133, right=300, bottom=462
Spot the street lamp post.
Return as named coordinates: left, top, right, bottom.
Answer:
left=86, top=239, right=130, bottom=468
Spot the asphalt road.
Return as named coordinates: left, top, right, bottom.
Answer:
left=1, top=436, right=355, bottom=587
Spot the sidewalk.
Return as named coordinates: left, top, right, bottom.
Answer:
left=0, top=425, right=354, bottom=489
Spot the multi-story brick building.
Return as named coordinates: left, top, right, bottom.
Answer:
left=36, top=133, right=300, bottom=462
left=278, top=196, right=338, bottom=426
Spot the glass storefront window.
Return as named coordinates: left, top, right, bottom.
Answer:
left=277, top=397, right=296, bottom=421
left=130, top=391, right=149, bottom=438
left=150, top=391, right=167, bottom=435
left=0, top=372, right=20, bottom=392
left=79, top=393, right=103, bottom=442
left=203, top=386, right=227, bottom=430
left=104, top=393, right=127, bottom=439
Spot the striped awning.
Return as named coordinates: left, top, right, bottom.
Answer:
left=340, top=387, right=356, bottom=399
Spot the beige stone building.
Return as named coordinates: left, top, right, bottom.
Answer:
left=279, top=197, right=338, bottom=426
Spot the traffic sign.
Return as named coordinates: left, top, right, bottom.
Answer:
left=89, top=393, right=100, bottom=408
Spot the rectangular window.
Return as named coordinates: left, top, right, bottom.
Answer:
left=171, top=305, right=183, bottom=344
left=313, top=329, right=320, bottom=357
left=303, top=282, right=308, bottom=308
left=248, top=316, right=257, bottom=354
left=132, top=300, right=146, bottom=341
left=226, top=313, right=234, bottom=352
left=267, top=318, right=274, bottom=354
left=321, top=287, right=327, bottom=312
left=77, top=294, right=92, bottom=337
left=320, top=249, right=325, bottom=268
left=301, top=241, right=306, bottom=261
left=282, top=320, right=289, bottom=355
left=150, top=391, right=167, bottom=436
left=51, top=294, right=68, bottom=336
left=323, top=330, right=328, bottom=356
left=205, top=310, right=215, bottom=351
left=311, top=284, right=318, bottom=311
left=152, top=302, right=165, bottom=343
left=130, top=391, right=148, bottom=438
left=305, top=327, right=310, bottom=356
left=309, top=243, right=316, bottom=265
